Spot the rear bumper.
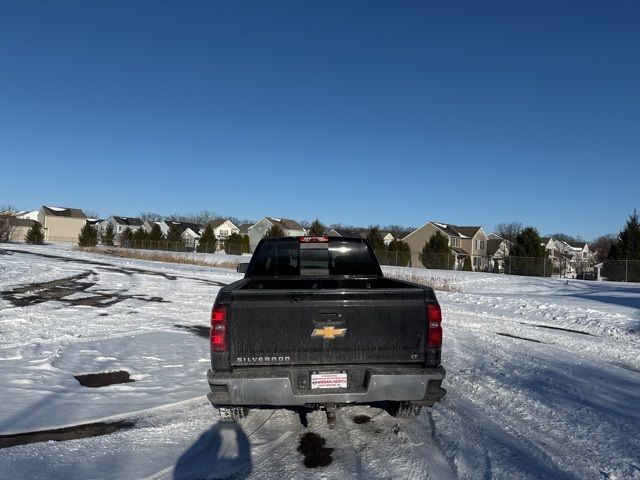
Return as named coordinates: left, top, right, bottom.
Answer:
left=207, top=365, right=446, bottom=407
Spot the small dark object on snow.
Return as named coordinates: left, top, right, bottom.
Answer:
left=75, top=370, right=135, bottom=388
left=298, top=432, right=333, bottom=468
left=353, top=415, right=371, bottom=424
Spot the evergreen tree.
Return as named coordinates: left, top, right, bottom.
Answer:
left=242, top=234, right=251, bottom=253
left=166, top=223, right=185, bottom=251
left=366, top=226, right=386, bottom=253
left=119, top=227, right=133, bottom=247
left=198, top=225, right=217, bottom=253
left=387, top=239, right=411, bottom=267
left=462, top=256, right=473, bottom=271
left=605, top=209, right=640, bottom=281
left=148, top=223, right=164, bottom=249
left=225, top=232, right=244, bottom=255
left=132, top=227, right=149, bottom=248
left=308, top=219, right=325, bottom=236
left=420, top=231, right=451, bottom=269
left=78, top=223, right=98, bottom=247
left=25, top=223, right=45, bottom=245
left=264, top=223, right=285, bottom=238
left=100, top=223, right=115, bottom=246
left=510, top=226, right=550, bottom=276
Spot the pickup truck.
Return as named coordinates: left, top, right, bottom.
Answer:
left=207, top=236, right=446, bottom=424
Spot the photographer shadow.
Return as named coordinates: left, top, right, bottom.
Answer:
left=174, top=420, right=251, bottom=480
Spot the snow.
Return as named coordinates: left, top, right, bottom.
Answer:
left=1, top=244, right=639, bottom=479
left=45, top=206, right=67, bottom=212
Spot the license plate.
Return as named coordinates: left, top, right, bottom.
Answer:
left=311, top=372, right=347, bottom=389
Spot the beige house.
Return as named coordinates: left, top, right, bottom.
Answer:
left=38, top=206, right=87, bottom=242
left=0, top=215, right=40, bottom=243
left=403, top=221, right=487, bottom=270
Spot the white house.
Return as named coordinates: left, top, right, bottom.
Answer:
left=206, top=219, right=239, bottom=241
left=248, top=217, right=307, bottom=252
left=383, top=232, right=395, bottom=245
left=107, top=216, right=143, bottom=239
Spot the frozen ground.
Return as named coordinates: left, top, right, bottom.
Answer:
left=0, top=244, right=639, bottom=479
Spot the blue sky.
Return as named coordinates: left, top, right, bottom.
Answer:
left=1, top=1, right=638, bottom=239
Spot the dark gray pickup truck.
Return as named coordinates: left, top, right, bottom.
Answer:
left=207, top=236, right=446, bottom=424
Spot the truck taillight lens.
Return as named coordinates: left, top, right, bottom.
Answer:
left=210, top=305, right=227, bottom=352
left=300, top=236, right=329, bottom=243
left=426, top=303, right=443, bottom=348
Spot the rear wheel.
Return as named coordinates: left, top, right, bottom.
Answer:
left=217, top=406, right=251, bottom=421
left=386, top=401, right=423, bottom=418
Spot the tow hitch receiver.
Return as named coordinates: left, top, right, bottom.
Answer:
left=324, top=403, right=337, bottom=427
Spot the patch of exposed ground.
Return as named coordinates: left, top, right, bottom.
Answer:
left=0, top=421, right=135, bottom=449
left=3, top=248, right=229, bottom=286
left=74, top=371, right=135, bottom=388
left=298, top=432, right=333, bottom=468
left=0, top=271, right=168, bottom=308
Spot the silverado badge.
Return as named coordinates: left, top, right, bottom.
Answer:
left=312, top=325, right=347, bottom=340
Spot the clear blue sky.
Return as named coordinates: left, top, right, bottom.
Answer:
left=1, top=1, right=638, bottom=240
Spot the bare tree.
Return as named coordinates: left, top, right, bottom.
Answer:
left=592, top=233, right=617, bottom=261
left=494, top=221, right=523, bottom=245
left=140, top=212, right=164, bottom=221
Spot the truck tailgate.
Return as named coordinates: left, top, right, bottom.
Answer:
left=228, top=289, right=426, bottom=366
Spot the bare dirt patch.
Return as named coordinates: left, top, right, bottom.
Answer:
left=0, top=420, right=135, bottom=449
left=74, top=371, right=135, bottom=388
left=0, top=271, right=168, bottom=308
left=298, top=432, right=333, bottom=468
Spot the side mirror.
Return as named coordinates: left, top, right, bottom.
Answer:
left=236, top=263, right=249, bottom=274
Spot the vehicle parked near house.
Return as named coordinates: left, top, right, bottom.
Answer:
left=207, top=236, right=446, bottom=424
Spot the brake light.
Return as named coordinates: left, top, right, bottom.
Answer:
left=210, top=305, right=227, bottom=352
left=300, top=236, right=329, bottom=243
left=426, top=303, right=443, bottom=348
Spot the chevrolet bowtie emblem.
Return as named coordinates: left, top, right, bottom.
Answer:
left=311, top=326, right=347, bottom=340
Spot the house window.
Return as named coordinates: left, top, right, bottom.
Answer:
left=476, top=240, right=485, bottom=250
left=451, top=237, right=460, bottom=247
left=220, top=229, right=228, bottom=237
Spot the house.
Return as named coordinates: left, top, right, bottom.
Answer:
left=237, top=223, right=253, bottom=237
left=540, top=237, right=556, bottom=258
left=247, top=217, right=307, bottom=252
left=107, top=216, right=143, bottom=237
left=555, top=240, right=595, bottom=277
left=205, top=219, right=240, bottom=245
left=176, top=222, right=203, bottom=249
left=383, top=232, right=395, bottom=245
left=142, top=220, right=163, bottom=234
left=38, top=206, right=87, bottom=242
left=486, top=235, right=511, bottom=272
left=403, top=221, right=487, bottom=270
left=16, top=210, right=40, bottom=221
left=0, top=214, right=40, bottom=243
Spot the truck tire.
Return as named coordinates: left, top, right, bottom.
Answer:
left=217, top=406, right=250, bottom=421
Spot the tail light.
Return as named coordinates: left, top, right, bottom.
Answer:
left=426, top=303, right=443, bottom=348
left=210, top=305, right=227, bottom=352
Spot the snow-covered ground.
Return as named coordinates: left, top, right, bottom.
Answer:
left=0, top=244, right=638, bottom=479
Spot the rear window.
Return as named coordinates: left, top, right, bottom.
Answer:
left=246, top=239, right=381, bottom=277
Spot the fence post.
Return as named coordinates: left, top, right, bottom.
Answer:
left=626, top=259, right=628, bottom=283
left=508, top=256, right=511, bottom=275
left=543, top=257, right=546, bottom=278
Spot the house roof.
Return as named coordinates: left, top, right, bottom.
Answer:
left=111, top=216, right=143, bottom=227
left=432, top=222, right=482, bottom=239
left=7, top=217, right=39, bottom=227
left=238, top=223, right=253, bottom=234
left=565, top=240, right=588, bottom=249
left=486, top=239, right=504, bottom=256
left=206, top=219, right=227, bottom=229
left=42, top=206, right=86, bottom=219
left=333, top=229, right=359, bottom=237
left=266, top=217, right=305, bottom=231
left=86, top=218, right=104, bottom=225
left=451, top=246, right=470, bottom=255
